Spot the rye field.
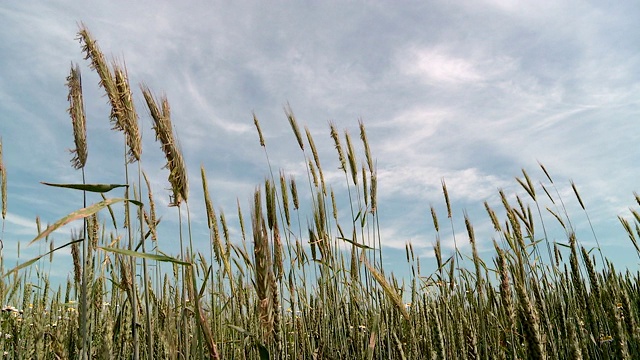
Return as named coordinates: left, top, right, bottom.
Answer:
left=1, top=25, right=640, bottom=360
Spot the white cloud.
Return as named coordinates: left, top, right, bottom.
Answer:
left=377, top=165, right=511, bottom=205
left=402, top=47, right=483, bottom=84
left=399, top=45, right=517, bottom=86
left=4, top=212, right=38, bottom=235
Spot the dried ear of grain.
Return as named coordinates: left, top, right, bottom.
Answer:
left=113, top=63, right=141, bottom=163
left=252, top=189, right=274, bottom=336
left=329, top=122, right=346, bottom=172
left=66, top=63, right=87, bottom=170
left=141, top=84, right=188, bottom=206
left=345, top=131, right=358, bottom=186
left=285, top=104, right=304, bottom=151
left=359, top=120, right=373, bottom=174
left=253, top=112, right=265, bottom=147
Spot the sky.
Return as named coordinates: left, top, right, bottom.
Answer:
left=1, top=1, right=640, bottom=284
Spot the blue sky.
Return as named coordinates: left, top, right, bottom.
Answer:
left=1, top=1, right=640, bottom=283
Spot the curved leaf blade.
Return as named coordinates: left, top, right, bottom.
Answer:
left=41, top=182, right=129, bottom=193
left=28, top=198, right=142, bottom=246
left=338, top=236, right=375, bottom=250
left=6, top=238, right=84, bottom=277
left=99, top=246, right=191, bottom=266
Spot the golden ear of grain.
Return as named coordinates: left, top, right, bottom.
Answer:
left=431, top=307, right=446, bottom=359
left=538, top=161, right=553, bottom=183
left=140, top=84, right=161, bottom=122
left=330, top=188, right=338, bottom=221
left=272, top=221, right=283, bottom=282
left=290, top=176, right=299, bottom=210
left=464, top=212, right=475, bottom=244
left=494, top=242, right=514, bottom=324
left=88, top=213, right=99, bottom=252
left=77, top=24, right=124, bottom=131
left=433, top=239, right=443, bottom=270
left=428, top=207, right=438, bottom=234
left=363, top=258, right=410, bottom=321
left=441, top=179, right=452, bottom=219
left=308, top=229, right=318, bottom=261
left=570, top=181, right=586, bottom=210
left=515, top=279, right=545, bottom=360
left=284, top=104, right=304, bottom=151
left=66, top=63, right=87, bottom=170
left=200, top=166, right=216, bottom=230
left=235, top=198, right=246, bottom=243
left=49, top=239, right=54, bottom=262
left=308, top=158, right=318, bottom=188
left=370, top=172, right=377, bottom=214
left=113, top=62, right=141, bottom=162
left=484, top=201, right=501, bottom=232
left=345, top=131, right=358, bottom=186
left=141, top=84, right=188, bottom=206
left=465, top=212, right=484, bottom=295
left=265, top=179, right=276, bottom=231
left=580, top=246, right=600, bottom=295
left=359, top=120, right=374, bottom=174
left=362, top=165, right=369, bottom=208
left=142, top=172, right=158, bottom=242
left=350, top=229, right=360, bottom=282
left=253, top=112, right=265, bottom=147
left=540, top=182, right=555, bottom=204
left=516, top=177, right=535, bottom=200
left=546, top=207, right=566, bottom=229
left=522, top=169, right=536, bottom=199
left=70, top=236, right=82, bottom=287
left=329, top=122, right=347, bottom=172
left=305, top=127, right=325, bottom=193
left=279, top=171, right=290, bottom=227
left=251, top=189, right=274, bottom=334
left=78, top=25, right=142, bottom=164
left=217, top=210, right=233, bottom=281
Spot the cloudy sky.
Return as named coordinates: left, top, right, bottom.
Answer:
left=1, top=1, right=640, bottom=282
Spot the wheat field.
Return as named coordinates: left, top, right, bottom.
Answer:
left=1, top=25, right=639, bottom=360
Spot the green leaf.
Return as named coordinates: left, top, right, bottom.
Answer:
left=6, top=238, right=84, bottom=277
left=338, top=237, right=375, bottom=250
left=199, top=265, right=211, bottom=299
left=257, top=343, right=270, bottom=360
left=98, top=246, right=191, bottom=266
left=41, top=182, right=129, bottom=193
left=101, top=193, right=119, bottom=230
left=28, top=198, right=142, bottom=246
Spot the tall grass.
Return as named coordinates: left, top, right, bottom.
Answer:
left=1, top=26, right=640, bottom=359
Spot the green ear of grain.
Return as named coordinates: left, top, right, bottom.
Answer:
left=99, top=246, right=191, bottom=266
left=41, top=182, right=128, bottom=193
left=28, top=197, right=142, bottom=246
left=6, top=237, right=84, bottom=277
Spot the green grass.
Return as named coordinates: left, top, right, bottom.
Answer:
left=1, top=25, right=640, bottom=359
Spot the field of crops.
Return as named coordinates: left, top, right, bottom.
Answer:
left=1, top=25, right=639, bottom=360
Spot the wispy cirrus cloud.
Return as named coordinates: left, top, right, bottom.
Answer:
left=399, top=46, right=517, bottom=86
